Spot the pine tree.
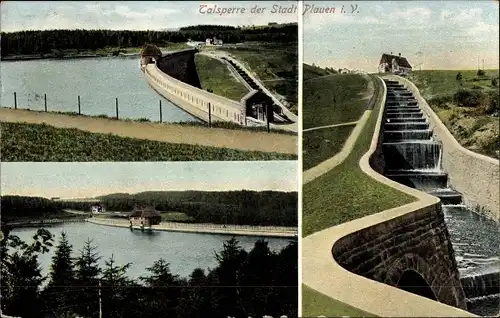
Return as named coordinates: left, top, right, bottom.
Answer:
left=101, top=254, right=132, bottom=318
left=140, top=258, right=182, bottom=317
left=213, top=237, right=248, bottom=317
left=43, top=231, right=76, bottom=317
left=73, top=238, right=101, bottom=318
left=0, top=229, right=54, bottom=318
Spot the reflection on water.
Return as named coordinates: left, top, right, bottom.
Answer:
left=0, top=56, right=199, bottom=123
left=11, top=222, right=294, bottom=279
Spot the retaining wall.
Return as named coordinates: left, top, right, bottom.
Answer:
left=386, top=75, right=500, bottom=222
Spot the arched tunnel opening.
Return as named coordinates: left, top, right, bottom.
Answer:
left=397, top=270, right=437, bottom=301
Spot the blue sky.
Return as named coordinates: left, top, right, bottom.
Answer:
left=0, top=1, right=297, bottom=31
left=0, top=161, right=298, bottom=198
left=304, top=1, right=499, bottom=71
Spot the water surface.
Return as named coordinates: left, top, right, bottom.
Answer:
left=11, top=222, right=294, bottom=279
left=0, top=56, right=198, bottom=123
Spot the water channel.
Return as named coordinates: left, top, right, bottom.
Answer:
left=382, top=80, right=499, bottom=316
left=11, top=222, right=294, bottom=280
left=0, top=56, right=198, bottom=123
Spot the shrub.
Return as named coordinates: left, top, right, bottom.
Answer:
left=472, top=85, right=483, bottom=90
left=429, top=94, right=453, bottom=108
left=454, top=89, right=484, bottom=107
left=492, top=78, right=499, bottom=87
left=477, top=69, right=486, bottom=76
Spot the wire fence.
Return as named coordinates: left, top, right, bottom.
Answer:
left=9, top=91, right=169, bottom=123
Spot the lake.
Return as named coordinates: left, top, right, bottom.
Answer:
left=10, top=222, right=294, bottom=280
left=0, top=56, right=198, bottom=123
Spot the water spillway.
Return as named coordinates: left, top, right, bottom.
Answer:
left=382, top=79, right=500, bottom=316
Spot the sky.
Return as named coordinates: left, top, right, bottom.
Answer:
left=0, top=161, right=298, bottom=199
left=0, top=1, right=298, bottom=32
left=304, top=1, right=500, bottom=72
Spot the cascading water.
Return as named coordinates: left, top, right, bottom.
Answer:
left=382, top=80, right=500, bottom=316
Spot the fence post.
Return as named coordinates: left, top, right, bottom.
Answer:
left=159, top=100, right=162, bottom=123
left=78, top=95, right=81, bottom=115
left=14, top=92, right=17, bottom=109
left=115, top=98, right=119, bottom=119
left=266, top=103, right=270, bottom=133
left=208, top=102, right=212, bottom=128
left=44, top=93, right=47, bottom=112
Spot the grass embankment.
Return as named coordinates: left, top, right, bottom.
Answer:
left=302, top=73, right=370, bottom=169
left=303, top=126, right=354, bottom=171
left=302, top=285, right=376, bottom=317
left=303, top=63, right=336, bottom=81
left=0, top=122, right=296, bottom=161
left=408, top=70, right=499, bottom=159
left=195, top=54, right=249, bottom=101
left=303, top=76, right=415, bottom=237
left=218, top=43, right=298, bottom=114
left=302, top=76, right=414, bottom=316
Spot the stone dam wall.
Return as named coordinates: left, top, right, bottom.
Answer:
left=143, top=49, right=246, bottom=125
left=386, top=75, right=499, bottom=222
left=157, top=49, right=202, bottom=88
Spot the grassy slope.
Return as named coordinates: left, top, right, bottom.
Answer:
left=0, top=122, right=296, bottom=162
left=302, top=76, right=415, bottom=237
left=408, top=70, right=499, bottom=158
left=218, top=43, right=298, bottom=114
left=302, top=285, right=376, bottom=317
left=195, top=54, right=249, bottom=101
left=303, top=74, right=369, bottom=129
left=303, top=125, right=355, bottom=171
left=303, top=73, right=371, bottom=170
left=303, top=63, right=334, bottom=81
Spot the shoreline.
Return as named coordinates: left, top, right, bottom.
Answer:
left=87, top=217, right=297, bottom=238
left=1, top=53, right=140, bottom=62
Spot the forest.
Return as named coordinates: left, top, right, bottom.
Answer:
left=0, top=229, right=298, bottom=318
left=0, top=190, right=298, bottom=226
left=0, top=24, right=298, bottom=57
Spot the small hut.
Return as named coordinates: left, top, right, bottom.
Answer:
left=129, top=206, right=161, bottom=228
left=140, top=44, right=162, bottom=69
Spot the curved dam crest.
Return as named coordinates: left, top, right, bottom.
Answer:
left=140, top=47, right=297, bottom=131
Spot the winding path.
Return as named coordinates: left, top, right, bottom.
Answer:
left=302, top=75, right=378, bottom=184
left=0, top=108, right=297, bottom=155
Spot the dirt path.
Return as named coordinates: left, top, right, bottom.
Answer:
left=303, top=121, right=359, bottom=132
left=0, top=108, right=297, bottom=155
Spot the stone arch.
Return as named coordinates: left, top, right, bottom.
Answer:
left=397, top=269, right=437, bottom=301
left=383, top=252, right=465, bottom=309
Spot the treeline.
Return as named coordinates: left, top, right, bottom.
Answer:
left=1, top=191, right=298, bottom=226
left=1, top=25, right=298, bottom=57
left=0, top=196, right=61, bottom=220
left=0, top=229, right=297, bottom=318
left=180, top=25, right=237, bottom=31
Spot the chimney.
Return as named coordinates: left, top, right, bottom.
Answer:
left=399, top=53, right=401, bottom=57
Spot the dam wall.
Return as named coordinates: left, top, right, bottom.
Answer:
left=143, top=49, right=246, bottom=125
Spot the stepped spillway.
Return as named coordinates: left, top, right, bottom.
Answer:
left=382, top=79, right=500, bottom=316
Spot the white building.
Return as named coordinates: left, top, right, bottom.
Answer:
left=378, top=52, right=412, bottom=74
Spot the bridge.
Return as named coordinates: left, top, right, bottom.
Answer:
left=303, top=76, right=478, bottom=317
left=140, top=45, right=297, bottom=132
